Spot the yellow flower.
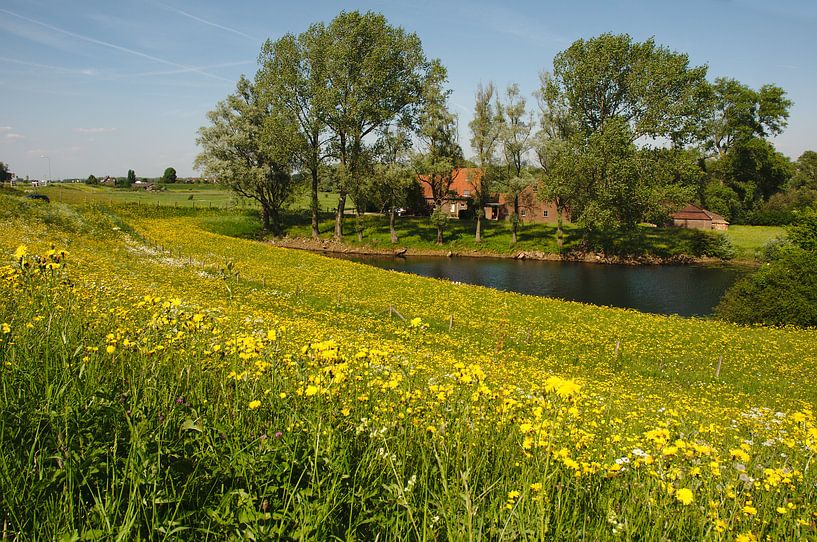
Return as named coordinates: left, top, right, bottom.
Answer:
left=730, top=448, right=750, bottom=462
left=529, top=483, right=542, bottom=492
left=1, top=323, right=10, bottom=334
left=742, top=504, right=757, bottom=516
left=304, top=385, right=319, bottom=396
left=248, top=400, right=261, bottom=410
left=14, top=245, right=27, bottom=260
left=675, top=487, right=694, bottom=505
left=106, top=345, right=116, bottom=354
left=735, top=533, right=757, bottom=542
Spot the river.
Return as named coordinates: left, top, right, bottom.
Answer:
left=332, top=254, right=747, bottom=317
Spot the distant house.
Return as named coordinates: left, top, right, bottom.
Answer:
left=418, top=167, right=568, bottom=224
left=670, top=204, right=729, bottom=231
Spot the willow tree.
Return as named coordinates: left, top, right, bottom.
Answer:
left=498, top=83, right=533, bottom=244
left=320, top=11, right=431, bottom=239
left=468, top=81, right=502, bottom=243
left=413, top=61, right=463, bottom=245
left=257, top=25, right=332, bottom=239
left=195, top=76, right=298, bottom=236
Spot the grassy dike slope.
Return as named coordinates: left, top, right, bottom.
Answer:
left=1, top=195, right=816, bottom=540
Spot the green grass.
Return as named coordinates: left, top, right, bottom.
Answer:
left=725, top=225, right=786, bottom=260
left=1, top=195, right=816, bottom=539
left=36, top=184, right=778, bottom=261
left=37, top=183, right=339, bottom=212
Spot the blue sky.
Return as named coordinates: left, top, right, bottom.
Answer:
left=1, top=0, right=815, bottom=179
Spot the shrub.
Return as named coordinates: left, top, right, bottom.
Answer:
left=689, top=231, right=736, bottom=260
left=715, top=248, right=817, bottom=327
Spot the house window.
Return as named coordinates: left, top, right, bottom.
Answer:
left=463, top=190, right=470, bottom=197
left=543, top=209, right=549, bottom=218
left=450, top=203, right=457, bottom=213
left=520, top=209, right=527, bottom=217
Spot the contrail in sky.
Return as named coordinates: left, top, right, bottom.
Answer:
left=0, top=8, right=231, bottom=82
left=151, top=1, right=259, bottom=42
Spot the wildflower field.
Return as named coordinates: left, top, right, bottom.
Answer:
left=1, top=193, right=816, bottom=540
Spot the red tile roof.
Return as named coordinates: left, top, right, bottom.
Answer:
left=671, top=204, right=728, bottom=224
left=419, top=168, right=481, bottom=200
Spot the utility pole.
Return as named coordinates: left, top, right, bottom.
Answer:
left=40, top=154, right=51, bottom=183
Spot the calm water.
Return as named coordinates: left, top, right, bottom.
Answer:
left=334, top=254, right=747, bottom=316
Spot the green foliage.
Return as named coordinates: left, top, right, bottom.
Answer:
left=787, top=207, right=817, bottom=251
left=715, top=248, right=817, bottom=327
left=162, top=167, right=177, bottom=183
left=195, top=76, right=298, bottom=235
left=716, top=208, right=817, bottom=326
left=0, top=161, right=11, bottom=182
left=705, top=78, right=792, bottom=156
left=546, top=33, right=709, bottom=143
left=85, top=174, right=98, bottom=185
left=790, top=150, right=817, bottom=190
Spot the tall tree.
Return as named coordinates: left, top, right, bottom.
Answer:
left=371, top=125, right=414, bottom=244
left=468, top=81, right=501, bottom=243
left=535, top=71, right=578, bottom=248
left=498, top=83, right=533, bottom=244
left=541, top=34, right=708, bottom=234
left=320, top=11, right=431, bottom=240
left=705, top=78, right=792, bottom=157
left=545, top=33, right=709, bottom=144
left=791, top=150, right=817, bottom=191
left=125, top=169, right=136, bottom=187
left=195, top=76, right=298, bottom=235
left=257, top=26, right=332, bottom=239
left=413, top=61, right=463, bottom=245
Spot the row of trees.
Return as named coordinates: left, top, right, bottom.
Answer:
left=85, top=167, right=177, bottom=186
left=196, top=12, right=807, bottom=245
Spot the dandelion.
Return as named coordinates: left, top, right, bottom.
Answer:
left=1, top=323, right=9, bottom=334
left=106, top=345, right=116, bottom=354
left=248, top=400, right=261, bottom=410
left=305, top=385, right=319, bottom=396
left=13, top=245, right=27, bottom=261
left=675, top=487, right=694, bottom=505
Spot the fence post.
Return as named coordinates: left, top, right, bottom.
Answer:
left=715, top=355, right=723, bottom=377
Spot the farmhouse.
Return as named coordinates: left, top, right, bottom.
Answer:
left=418, top=168, right=568, bottom=224
left=670, top=204, right=729, bottom=231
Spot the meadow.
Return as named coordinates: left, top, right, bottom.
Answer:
left=37, top=183, right=781, bottom=261
left=0, top=193, right=815, bottom=540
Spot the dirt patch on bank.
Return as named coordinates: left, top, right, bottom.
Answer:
left=266, top=236, right=753, bottom=267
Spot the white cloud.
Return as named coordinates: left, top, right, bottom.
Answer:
left=73, top=127, right=117, bottom=134
left=0, top=126, right=12, bottom=131
left=5, top=132, right=25, bottom=140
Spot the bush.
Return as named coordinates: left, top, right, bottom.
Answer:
left=715, top=248, right=817, bottom=327
left=689, top=231, right=736, bottom=260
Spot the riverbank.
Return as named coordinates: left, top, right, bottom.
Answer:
left=267, top=234, right=757, bottom=267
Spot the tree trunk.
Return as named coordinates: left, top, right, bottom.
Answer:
left=389, top=209, right=398, bottom=244
left=436, top=226, right=444, bottom=245
left=475, top=212, right=482, bottom=243
left=334, top=192, right=346, bottom=239
left=310, top=167, right=319, bottom=239
left=356, top=209, right=364, bottom=242
left=511, top=194, right=519, bottom=244
left=269, top=207, right=283, bottom=237
left=556, top=197, right=564, bottom=250
left=261, top=204, right=271, bottom=231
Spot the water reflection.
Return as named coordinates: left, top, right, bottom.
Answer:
left=332, top=254, right=746, bottom=317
